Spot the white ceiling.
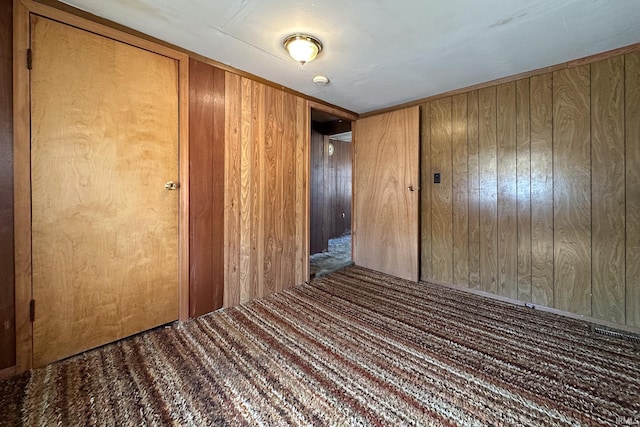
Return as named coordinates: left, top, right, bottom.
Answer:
left=61, top=0, right=640, bottom=114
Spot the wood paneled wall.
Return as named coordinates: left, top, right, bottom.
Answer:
left=310, top=129, right=328, bottom=254
left=310, top=131, right=352, bottom=255
left=224, top=73, right=308, bottom=306
left=0, top=0, right=15, bottom=370
left=327, top=138, right=352, bottom=239
left=421, top=52, right=640, bottom=328
left=189, top=59, right=225, bottom=317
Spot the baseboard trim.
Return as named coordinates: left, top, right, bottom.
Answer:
left=422, top=278, right=640, bottom=335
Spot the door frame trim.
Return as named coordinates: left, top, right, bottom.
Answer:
left=13, top=0, right=190, bottom=373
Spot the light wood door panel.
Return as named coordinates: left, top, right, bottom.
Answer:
left=31, top=16, right=179, bottom=367
left=354, top=107, right=419, bottom=282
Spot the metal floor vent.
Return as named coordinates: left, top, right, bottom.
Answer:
left=592, top=326, right=640, bottom=344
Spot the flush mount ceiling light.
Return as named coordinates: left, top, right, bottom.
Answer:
left=283, top=34, right=323, bottom=65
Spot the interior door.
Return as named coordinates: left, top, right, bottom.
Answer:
left=30, top=15, right=179, bottom=367
left=354, top=107, right=420, bottom=281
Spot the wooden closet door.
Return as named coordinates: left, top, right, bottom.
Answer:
left=354, top=107, right=420, bottom=281
left=30, top=16, right=179, bottom=367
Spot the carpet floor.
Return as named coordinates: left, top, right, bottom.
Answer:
left=1, top=266, right=639, bottom=426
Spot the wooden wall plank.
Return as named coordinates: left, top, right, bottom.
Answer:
left=478, top=87, right=498, bottom=294
left=239, top=77, right=253, bottom=303
left=250, top=81, right=265, bottom=299
left=189, top=59, right=214, bottom=317
left=430, top=98, right=453, bottom=284
left=452, top=94, right=469, bottom=286
left=530, top=73, right=554, bottom=307
left=0, top=0, right=15, bottom=369
left=516, top=79, right=532, bottom=302
left=263, top=86, right=280, bottom=296
left=211, top=67, right=226, bottom=310
left=467, top=91, right=481, bottom=290
left=224, top=72, right=242, bottom=307
left=591, top=57, right=625, bottom=323
left=281, top=93, right=297, bottom=291
left=420, top=103, right=432, bottom=282
left=553, top=65, right=591, bottom=315
left=626, top=52, right=640, bottom=328
left=310, top=129, right=327, bottom=255
left=294, top=97, right=308, bottom=285
left=497, top=82, right=518, bottom=299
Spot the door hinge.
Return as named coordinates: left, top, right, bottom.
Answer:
left=27, top=48, right=32, bottom=70
left=29, top=299, right=35, bottom=322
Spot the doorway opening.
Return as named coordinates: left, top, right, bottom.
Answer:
left=309, top=108, right=353, bottom=278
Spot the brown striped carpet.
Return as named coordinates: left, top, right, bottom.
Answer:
left=1, top=266, right=639, bottom=426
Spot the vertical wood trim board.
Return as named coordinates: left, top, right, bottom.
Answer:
left=420, top=48, right=640, bottom=329
left=13, top=0, right=32, bottom=373
left=0, top=0, right=15, bottom=370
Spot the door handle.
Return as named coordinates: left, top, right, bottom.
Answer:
left=165, top=181, right=179, bottom=190
left=408, top=185, right=420, bottom=192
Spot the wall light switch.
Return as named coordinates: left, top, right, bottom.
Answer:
left=434, top=173, right=441, bottom=184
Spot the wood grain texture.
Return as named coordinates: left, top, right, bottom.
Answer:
left=250, top=80, right=265, bottom=299
left=553, top=65, right=591, bottom=316
left=188, top=59, right=224, bottom=317
left=224, top=72, right=242, bottom=307
left=430, top=98, right=453, bottom=284
left=239, top=77, right=253, bottom=303
left=31, top=16, right=179, bottom=366
left=281, top=92, right=297, bottom=292
left=13, top=0, right=33, bottom=373
left=189, top=59, right=214, bottom=315
left=451, top=94, right=469, bottom=287
left=211, top=67, right=226, bottom=307
left=591, top=57, right=625, bottom=323
left=626, top=52, right=640, bottom=328
left=294, top=97, right=308, bottom=285
left=354, top=107, right=419, bottom=281
left=222, top=76, right=306, bottom=306
left=263, top=87, right=283, bottom=296
left=419, top=50, right=636, bottom=329
left=497, top=83, right=517, bottom=299
left=530, top=73, right=554, bottom=307
left=467, top=91, right=481, bottom=290
left=310, top=129, right=327, bottom=255
left=478, top=87, right=498, bottom=294
left=420, top=103, right=432, bottom=282
left=0, top=0, right=14, bottom=370
left=515, top=79, right=532, bottom=302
